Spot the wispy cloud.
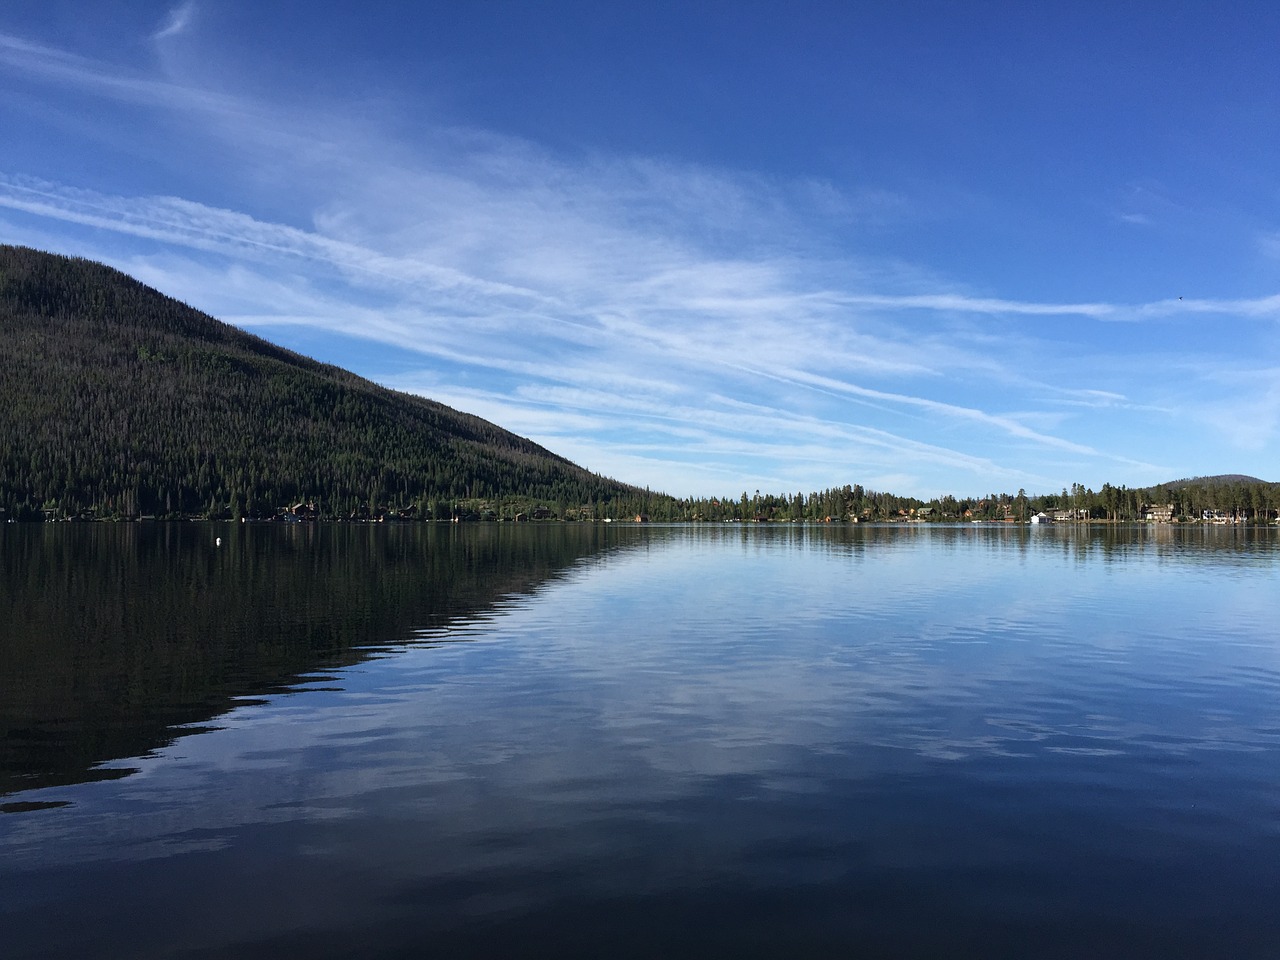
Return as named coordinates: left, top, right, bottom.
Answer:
left=0, top=173, right=543, bottom=305
left=833, top=292, right=1118, bottom=318
left=153, top=2, right=198, bottom=42
left=0, top=31, right=239, bottom=116
left=1134, top=294, right=1280, bottom=320
left=1, top=27, right=1274, bottom=493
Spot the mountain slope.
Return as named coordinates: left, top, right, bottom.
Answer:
left=0, top=245, right=640, bottom=519
left=1162, top=474, right=1268, bottom=488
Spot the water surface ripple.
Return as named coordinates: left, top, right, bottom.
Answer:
left=2, top=523, right=1278, bottom=958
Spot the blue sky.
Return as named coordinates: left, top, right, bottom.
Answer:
left=2, top=2, right=1278, bottom=498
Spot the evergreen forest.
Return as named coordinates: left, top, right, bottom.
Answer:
left=0, top=245, right=641, bottom=521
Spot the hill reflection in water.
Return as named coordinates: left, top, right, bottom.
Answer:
left=0, top=522, right=626, bottom=801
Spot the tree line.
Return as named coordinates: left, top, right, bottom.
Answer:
left=569, top=479, right=1277, bottom=524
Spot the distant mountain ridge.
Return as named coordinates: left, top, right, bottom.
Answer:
left=0, top=244, right=642, bottom=520
left=1162, top=474, right=1270, bottom=488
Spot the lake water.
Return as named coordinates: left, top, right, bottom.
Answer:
left=2, top=522, right=1279, bottom=958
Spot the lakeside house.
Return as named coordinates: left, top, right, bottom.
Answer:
left=1050, top=508, right=1089, bottom=522
left=1142, top=504, right=1175, bottom=523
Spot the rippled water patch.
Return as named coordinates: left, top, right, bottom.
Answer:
left=2, top=523, right=1278, bottom=958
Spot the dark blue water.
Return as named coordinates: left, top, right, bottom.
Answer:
left=2, top=523, right=1279, bottom=958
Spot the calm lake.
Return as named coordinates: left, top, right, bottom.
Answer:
left=2, top=522, right=1279, bottom=958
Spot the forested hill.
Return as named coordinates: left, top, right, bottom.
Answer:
left=1164, top=474, right=1266, bottom=488
left=0, top=245, right=642, bottom=520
